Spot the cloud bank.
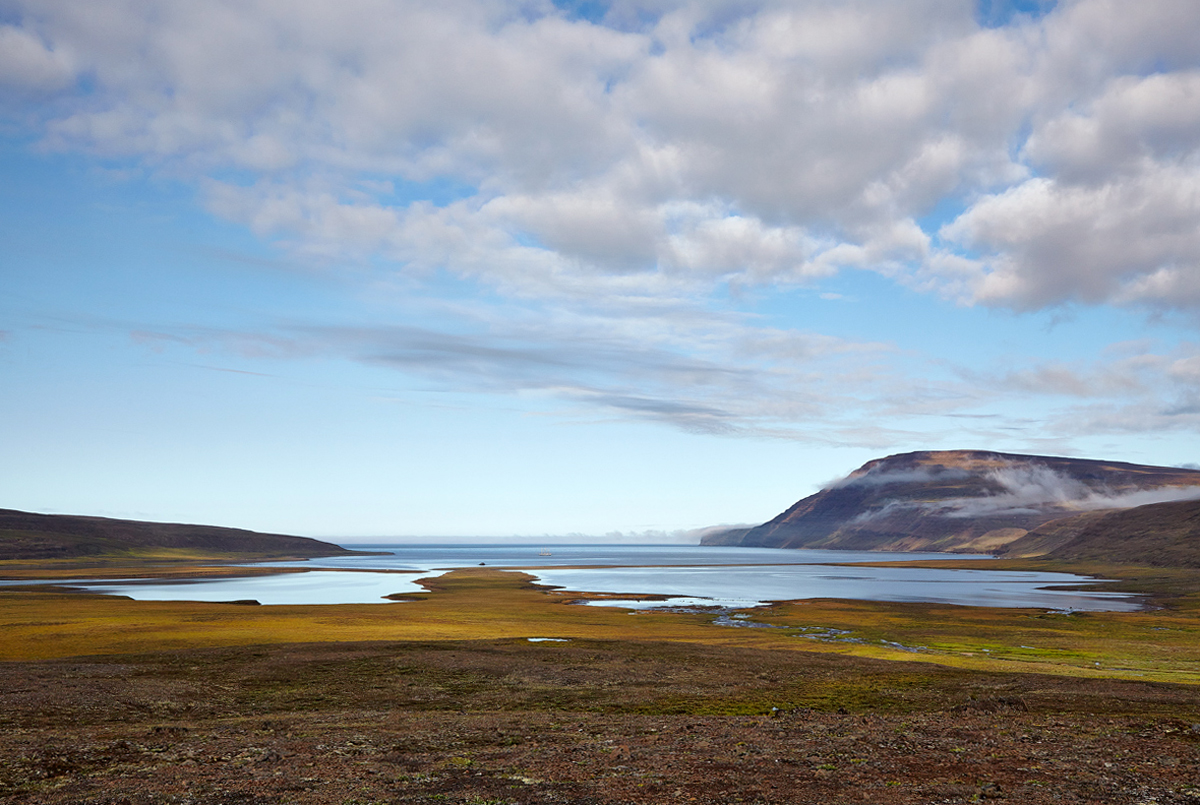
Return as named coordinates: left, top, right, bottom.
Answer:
left=5, top=0, right=1198, bottom=309
left=847, top=460, right=1200, bottom=522
left=940, top=463, right=1200, bottom=517
left=5, top=0, right=1200, bottom=442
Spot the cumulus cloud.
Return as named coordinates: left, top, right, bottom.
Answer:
left=0, top=24, right=74, bottom=93
left=4, top=0, right=1197, bottom=314
left=1024, top=71, right=1200, bottom=183
left=940, top=164, right=1200, bottom=310
left=6, top=0, right=1200, bottom=445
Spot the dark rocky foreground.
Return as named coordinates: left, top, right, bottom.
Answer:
left=3, top=639, right=1199, bottom=804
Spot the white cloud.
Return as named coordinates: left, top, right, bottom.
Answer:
left=937, top=463, right=1200, bottom=518
left=935, top=57, right=1200, bottom=311
left=845, top=459, right=1200, bottom=522
left=120, top=301, right=918, bottom=443
left=6, top=0, right=1200, bottom=445
left=939, top=164, right=1200, bottom=310
left=834, top=465, right=972, bottom=489
left=1025, top=71, right=1200, bottom=182
left=10, top=0, right=1196, bottom=315
left=0, top=0, right=1003, bottom=283
left=944, top=340, right=1200, bottom=442
left=0, top=24, right=74, bottom=92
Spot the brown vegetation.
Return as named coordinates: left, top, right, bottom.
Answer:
left=3, top=637, right=1200, bottom=804
left=1001, top=499, right=1200, bottom=567
left=4, top=562, right=1200, bottom=802
left=0, top=509, right=356, bottom=561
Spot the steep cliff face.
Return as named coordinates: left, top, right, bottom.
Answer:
left=703, top=450, right=1200, bottom=553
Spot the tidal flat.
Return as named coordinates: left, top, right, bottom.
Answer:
left=2, top=563, right=1200, bottom=803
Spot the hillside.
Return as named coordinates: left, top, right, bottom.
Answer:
left=1000, top=498, right=1200, bottom=567
left=0, top=508, right=355, bottom=561
left=702, top=450, right=1200, bottom=554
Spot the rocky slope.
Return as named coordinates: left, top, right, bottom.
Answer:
left=1000, top=498, right=1200, bottom=567
left=5, top=640, right=1199, bottom=805
left=0, top=508, right=354, bottom=560
left=703, top=450, right=1200, bottom=554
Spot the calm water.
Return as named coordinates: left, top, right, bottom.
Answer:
left=77, top=569, right=435, bottom=606
left=260, top=544, right=987, bottom=570
left=47, top=544, right=1141, bottom=611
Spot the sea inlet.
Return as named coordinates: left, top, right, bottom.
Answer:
left=50, top=545, right=1141, bottom=611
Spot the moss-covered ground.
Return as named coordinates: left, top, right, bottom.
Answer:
left=2, top=561, right=1200, bottom=684
left=3, top=560, right=1200, bottom=803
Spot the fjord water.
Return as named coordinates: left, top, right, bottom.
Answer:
left=71, top=545, right=1140, bottom=611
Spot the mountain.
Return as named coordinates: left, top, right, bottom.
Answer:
left=0, top=508, right=356, bottom=561
left=998, top=498, right=1200, bottom=567
left=702, top=450, right=1200, bottom=554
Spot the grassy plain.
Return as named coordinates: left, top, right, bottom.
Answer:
left=4, top=560, right=1200, bottom=803
left=2, top=561, right=1200, bottom=684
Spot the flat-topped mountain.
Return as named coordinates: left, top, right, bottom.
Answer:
left=0, top=508, right=355, bottom=561
left=702, top=450, right=1200, bottom=554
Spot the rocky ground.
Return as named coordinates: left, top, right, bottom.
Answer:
left=3, top=639, right=1199, bottom=804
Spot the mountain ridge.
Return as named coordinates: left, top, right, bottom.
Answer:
left=0, top=508, right=357, bottom=561
left=702, top=450, right=1200, bottom=557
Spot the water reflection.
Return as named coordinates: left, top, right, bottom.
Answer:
left=82, top=569, right=437, bottom=605
left=534, top=564, right=1140, bottom=611
left=46, top=545, right=1141, bottom=611
left=263, top=544, right=991, bottom=570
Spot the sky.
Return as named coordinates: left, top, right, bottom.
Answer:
left=2, top=0, right=1200, bottom=540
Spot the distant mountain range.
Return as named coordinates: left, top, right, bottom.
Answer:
left=0, top=509, right=354, bottom=561
left=10, top=449, right=1200, bottom=567
left=703, top=450, right=1200, bottom=565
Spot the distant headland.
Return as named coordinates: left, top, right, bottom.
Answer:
left=0, top=508, right=356, bottom=561
left=703, top=450, right=1200, bottom=567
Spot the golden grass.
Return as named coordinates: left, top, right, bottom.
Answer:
left=3, top=564, right=1200, bottom=685
left=0, top=569, right=727, bottom=661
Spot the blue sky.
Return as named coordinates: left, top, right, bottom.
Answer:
left=2, top=0, right=1199, bottom=539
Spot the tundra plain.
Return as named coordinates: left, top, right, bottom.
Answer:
left=2, top=560, right=1200, bottom=803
